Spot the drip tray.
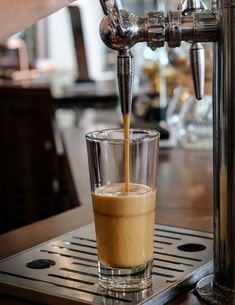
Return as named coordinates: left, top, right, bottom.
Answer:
left=0, top=223, right=213, bottom=305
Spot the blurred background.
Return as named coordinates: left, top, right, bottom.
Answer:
left=0, top=0, right=213, bottom=233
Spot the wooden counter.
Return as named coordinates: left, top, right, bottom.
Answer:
left=0, top=146, right=213, bottom=305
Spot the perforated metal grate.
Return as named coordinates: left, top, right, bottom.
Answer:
left=0, top=223, right=213, bottom=305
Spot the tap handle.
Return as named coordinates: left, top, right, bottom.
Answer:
left=99, top=0, right=122, bottom=15
left=99, top=0, right=124, bottom=30
left=189, top=42, right=205, bottom=100
left=117, top=50, right=134, bottom=114
left=181, top=0, right=207, bottom=12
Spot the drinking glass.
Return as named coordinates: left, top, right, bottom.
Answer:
left=86, top=129, right=159, bottom=291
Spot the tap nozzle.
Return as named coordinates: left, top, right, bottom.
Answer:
left=189, top=42, right=205, bottom=100
left=117, top=49, right=134, bottom=114
left=99, top=1, right=135, bottom=114
left=181, top=0, right=206, bottom=100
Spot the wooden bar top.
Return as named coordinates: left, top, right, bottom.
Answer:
left=0, top=146, right=213, bottom=305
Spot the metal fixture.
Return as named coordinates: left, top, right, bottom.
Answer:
left=117, top=49, right=134, bottom=114
left=99, top=0, right=218, bottom=104
left=0, top=223, right=213, bottom=305
left=99, top=0, right=235, bottom=303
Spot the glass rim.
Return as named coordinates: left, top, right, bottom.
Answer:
left=85, top=128, right=160, bottom=143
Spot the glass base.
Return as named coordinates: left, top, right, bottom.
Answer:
left=98, top=259, right=153, bottom=292
left=196, top=274, right=235, bottom=304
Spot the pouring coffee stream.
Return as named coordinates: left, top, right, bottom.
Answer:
left=117, top=50, right=134, bottom=193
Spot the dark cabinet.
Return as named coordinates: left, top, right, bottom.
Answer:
left=0, top=86, right=75, bottom=233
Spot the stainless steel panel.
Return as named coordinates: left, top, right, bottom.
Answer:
left=0, top=223, right=213, bottom=305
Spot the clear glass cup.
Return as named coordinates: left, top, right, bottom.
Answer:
left=86, top=129, right=159, bottom=291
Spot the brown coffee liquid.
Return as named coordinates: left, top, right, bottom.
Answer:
left=123, top=113, right=130, bottom=193
left=92, top=183, right=156, bottom=268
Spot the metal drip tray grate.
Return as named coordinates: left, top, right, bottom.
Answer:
left=0, top=223, right=213, bottom=305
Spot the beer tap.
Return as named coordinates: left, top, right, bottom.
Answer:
left=99, top=0, right=134, bottom=115
left=189, top=42, right=205, bottom=100
left=99, top=0, right=217, bottom=106
left=99, top=0, right=235, bottom=303
left=181, top=0, right=206, bottom=100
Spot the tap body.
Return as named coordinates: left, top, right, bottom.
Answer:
left=99, top=6, right=218, bottom=102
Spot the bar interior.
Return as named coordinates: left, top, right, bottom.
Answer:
left=0, top=0, right=234, bottom=304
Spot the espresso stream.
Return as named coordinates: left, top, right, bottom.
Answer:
left=123, top=113, right=130, bottom=192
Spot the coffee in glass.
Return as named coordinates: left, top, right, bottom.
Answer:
left=86, top=129, right=159, bottom=291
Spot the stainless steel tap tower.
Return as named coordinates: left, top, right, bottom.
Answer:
left=99, top=0, right=235, bottom=303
